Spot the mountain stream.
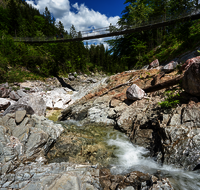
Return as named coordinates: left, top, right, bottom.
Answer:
left=46, top=120, right=200, bottom=190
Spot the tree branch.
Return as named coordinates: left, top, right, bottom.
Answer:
left=100, top=77, right=139, bottom=96
left=143, top=74, right=184, bottom=93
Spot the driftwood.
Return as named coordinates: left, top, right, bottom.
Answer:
left=143, top=74, right=184, bottom=93
left=151, top=71, right=165, bottom=85
left=100, top=77, right=139, bottom=96
left=100, top=73, right=183, bottom=97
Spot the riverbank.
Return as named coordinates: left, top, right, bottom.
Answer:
left=0, top=71, right=176, bottom=189
left=1, top=54, right=200, bottom=189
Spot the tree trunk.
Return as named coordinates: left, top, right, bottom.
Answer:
left=143, top=74, right=184, bottom=93
left=151, top=71, right=165, bottom=86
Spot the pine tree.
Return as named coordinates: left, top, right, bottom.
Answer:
left=57, top=21, right=65, bottom=34
left=70, top=25, right=77, bottom=38
left=8, top=0, right=19, bottom=36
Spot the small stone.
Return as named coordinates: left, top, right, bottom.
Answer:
left=17, top=89, right=28, bottom=97
left=169, top=114, right=181, bottom=126
left=162, top=114, right=170, bottom=124
left=15, top=110, right=26, bottom=123
left=9, top=91, right=20, bottom=101
left=0, top=87, right=10, bottom=98
left=122, top=187, right=135, bottom=190
left=162, top=61, right=178, bottom=72
left=68, top=76, right=75, bottom=81
left=148, top=59, right=159, bottom=69
left=0, top=98, right=11, bottom=111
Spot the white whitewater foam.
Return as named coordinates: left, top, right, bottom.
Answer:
left=63, top=119, right=83, bottom=127
left=106, top=133, right=200, bottom=190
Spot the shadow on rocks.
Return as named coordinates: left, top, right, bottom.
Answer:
left=56, top=76, right=76, bottom=91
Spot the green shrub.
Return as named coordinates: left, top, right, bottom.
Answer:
left=158, top=89, right=181, bottom=108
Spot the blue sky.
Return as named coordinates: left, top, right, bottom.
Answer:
left=26, top=0, right=126, bottom=45
left=26, top=0, right=126, bottom=31
left=69, top=0, right=126, bottom=18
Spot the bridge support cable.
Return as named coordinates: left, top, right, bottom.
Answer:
left=13, top=9, right=200, bottom=44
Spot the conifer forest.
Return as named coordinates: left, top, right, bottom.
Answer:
left=0, top=0, right=200, bottom=82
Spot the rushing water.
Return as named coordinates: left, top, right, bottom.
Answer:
left=56, top=120, right=200, bottom=190
left=106, top=133, right=200, bottom=190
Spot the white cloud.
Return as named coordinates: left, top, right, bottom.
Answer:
left=84, top=37, right=111, bottom=50
left=26, top=0, right=120, bottom=45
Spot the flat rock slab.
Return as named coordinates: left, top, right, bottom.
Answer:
left=9, top=91, right=20, bottom=101
left=17, top=89, right=28, bottom=97
left=3, top=104, right=34, bottom=116
left=0, top=162, right=100, bottom=190
left=15, top=110, right=26, bottom=123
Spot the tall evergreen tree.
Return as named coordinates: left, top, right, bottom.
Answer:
left=57, top=21, right=65, bottom=34
left=70, top=25, right=77, bottom=38
left=8, top=0, right=18, bottom=36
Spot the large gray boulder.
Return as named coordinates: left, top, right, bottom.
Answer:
left=3, top=104, right=34, bottom=116
left=182, top=62, right=200, bottom=96
left=181, top=56, right=200, bottom=71
left=0, top=111, right=64, bottom=171
left=17, top=95, right=46, bottom=116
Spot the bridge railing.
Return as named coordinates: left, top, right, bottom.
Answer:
left=13, top=8, right=200, bottom=42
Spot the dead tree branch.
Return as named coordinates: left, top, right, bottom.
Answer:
left=100, top=77, right=139, bottom=96
left=143, top=74, right=184, bottom=93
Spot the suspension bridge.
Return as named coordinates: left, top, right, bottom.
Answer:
left=13, top=9, right=200, bottom=44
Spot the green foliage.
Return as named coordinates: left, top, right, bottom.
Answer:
left=12, top=86, right=20, bottom=91
left=120, top=0, right=153, bottom=25
left=158, top=89, right=181, bottom=108
left=1, top=0, right=200, bottom=84
left=24, top=87, right=31, bottom=91
left=107, top=0, right=200, bottom=70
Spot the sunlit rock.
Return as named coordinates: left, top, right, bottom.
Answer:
left=181, top=56, right=200, bottom=71
left=126, top=84, right=145, bottom=100
left=0, top=98, right=11, bottom=111
left=148, top=59, right=159, bottom=69
left=162, top=61, right=178, bottom=72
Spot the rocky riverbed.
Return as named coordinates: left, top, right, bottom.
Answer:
left=1, top=55, right=200, bottom=190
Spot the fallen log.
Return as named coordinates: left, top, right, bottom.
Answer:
left=151, top=71, right=165, bottom=85
left=143, top=74, right=184, bottom=93
left=100, top=77, right=139, bottom=96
